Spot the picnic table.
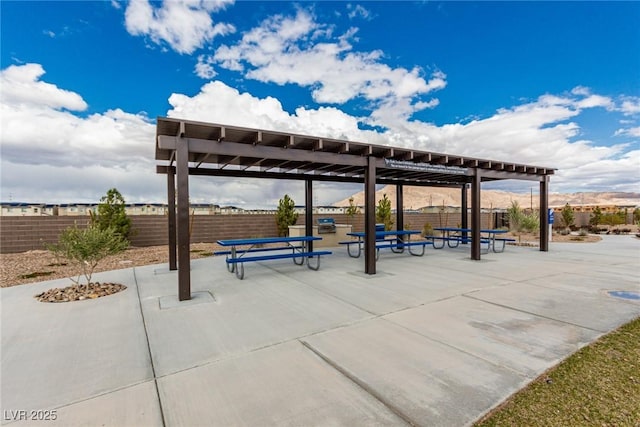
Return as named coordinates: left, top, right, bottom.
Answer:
left=432, top=227, right=515, bottom=253
left=215, top=236, right=332, bottom=279
left=341, top=230, right=431, bottom=259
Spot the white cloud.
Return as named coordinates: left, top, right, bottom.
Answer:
left=0, top=64, right=162, bottom=204
left=619, top=97, right=640, bottom=116
left=210, top=8, right=445, bottom=120
left=615, top=126, right=640, bottom=137
left=555, top=150, right=640, bottom=192
left=124, top=0, right=235, bottom=54
left=575, top=94, right=613, bottom=110
left=347, top=4, right=373, bottom=20
left=2, top=63, right=638, bottom=207
left=195, top=54, right=217, bottom=79
left=167, top=80, right=377, bottom=140
left=1, top=63, right=87, bottom=111
left=167, top=80, right=639, bottom=195
left=571, top=86, right=591, bottom=96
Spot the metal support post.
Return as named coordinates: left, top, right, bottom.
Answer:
left=365, top=157, right=376, bottom=274
left=471, top=169, right=481, bottom=260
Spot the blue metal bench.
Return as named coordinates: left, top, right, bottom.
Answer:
left=491, top=238, right=517, bottom=253
left=216, top=236, right=331, bottom=279
left=431, top=227, right=514, bottom=253
left=341, top=228, right=430, bottom=258
left=213, top=246, right=303, bottom=256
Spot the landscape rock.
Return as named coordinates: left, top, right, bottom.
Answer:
left=34, top=283, right=127, bottom=303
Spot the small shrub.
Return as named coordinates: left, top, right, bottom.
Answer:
left=346, top=197, right=360, bottom=225
left=507, top=201, right=524, bottom=232
left=578, top=229, right=588, bottom=237
left=422, top=222, right=435, bottom=237
left=46, top=224, right=128, bottom=285
left=521, top=211, right=540, bottom=233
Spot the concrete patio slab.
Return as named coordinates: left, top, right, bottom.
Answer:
left=1, top=268, right=152, bottom=413
left=9, top=381, right=162, bottom=427
left=302, top=318, right=527, bottom=427
left=526, top=270, right=640, bottom=296
left=158, top=340, right=408, bottom=426
left=466, top=281, right=640, bottom=332
left=385, top=295, right=599, bottom=378
left=298, top=250, right=513, bottom=315
left=135, top=258, right=372, bottom=377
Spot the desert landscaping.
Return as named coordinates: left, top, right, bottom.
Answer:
left=0, top=231, right=607, bottom=289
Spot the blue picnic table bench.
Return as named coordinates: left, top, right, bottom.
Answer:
left=432, top=227, right=515, bottom=253
left=215, top=236, right=332, bottom=279
left=340, top=229, right=431, bottom=259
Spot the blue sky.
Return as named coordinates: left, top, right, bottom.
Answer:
left=1, top=1, right=639, bottom=208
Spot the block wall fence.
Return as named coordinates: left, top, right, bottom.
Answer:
left=0, top=211, right=607, bottom=254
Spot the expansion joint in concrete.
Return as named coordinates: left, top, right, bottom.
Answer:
left=462, top=294, right=606, bottom=333
left=299, top=340, right=417, bottom=427
left=133, top=267, right=167, bottom=427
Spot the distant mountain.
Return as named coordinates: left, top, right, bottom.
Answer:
left=333, top=186, right=640, bottom=210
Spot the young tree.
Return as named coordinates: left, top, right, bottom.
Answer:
left=275, top=194, right=299, bottom=236
left=590, top=206, right=603, bottom=229
left=91, top=188, right=132, bottom=240
left=507, top=200, right=524, bottom=232
left=560, top=203, right=575, bottom=230
left=47, top=224, right=128, bottom=286
left=346, top=197, right=360, bottom=225
left=375, top=194, right=393, bottom=231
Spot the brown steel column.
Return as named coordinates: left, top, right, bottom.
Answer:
left=176, top=137, right=191, bottom=301
left=539, top=176, right=549, bottom=251
left=364, top=157, right=376, bottom=274
left=305, top=179, right=313, bottom=252
left=167, top=169, right=177, bottom=271
left=471, top=169, right=481, bottom=260
left=461, top=184, right=468, bottom=244
left=396, top=184, right=404, bottom=246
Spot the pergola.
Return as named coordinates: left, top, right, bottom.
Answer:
left=155, top=117, right=556, bottom=300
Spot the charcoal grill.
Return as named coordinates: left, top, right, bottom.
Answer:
left=317, top=218, right=336, bottom=234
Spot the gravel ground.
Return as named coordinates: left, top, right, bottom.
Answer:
left=0, top=242, right=223, bottom=288
left=1, top=233, right=602, bottom=288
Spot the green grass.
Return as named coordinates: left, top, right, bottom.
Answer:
left=475, top=316, right=640, bottom=426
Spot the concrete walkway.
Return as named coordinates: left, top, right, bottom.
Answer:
left=2, top=235, right=638, bottom=426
